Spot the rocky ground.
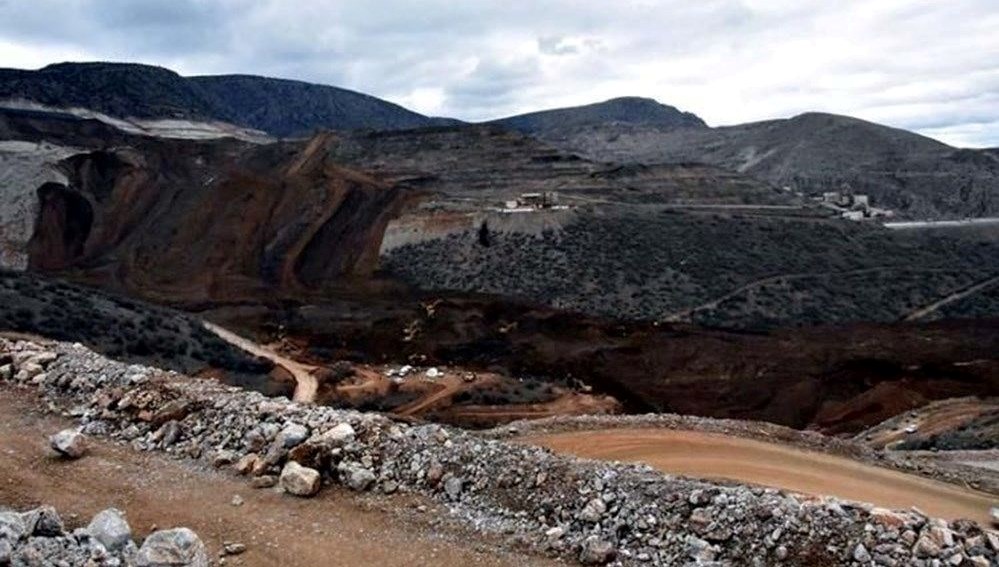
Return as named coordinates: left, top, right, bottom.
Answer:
left=0, top=503, right=208, bottom=566
left=2, top=338, right=998, bottom=565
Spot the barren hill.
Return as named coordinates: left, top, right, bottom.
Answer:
left=535, top=112, right=999, bottom=218
left=490, top=96, right=706, bottom=135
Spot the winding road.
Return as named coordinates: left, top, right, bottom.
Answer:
left=204, top=322, right=318, bottom=403
left=526, top=428, right=996, bottom=525
left=903, top=274, right=999, bottom=321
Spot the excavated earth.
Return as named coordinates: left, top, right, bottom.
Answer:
left=2, top=337, right=999, bottom=566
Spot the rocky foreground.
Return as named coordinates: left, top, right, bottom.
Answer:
left=0, top=504, right=207, bottom=566
left=1, top=338, right=997, bottom=566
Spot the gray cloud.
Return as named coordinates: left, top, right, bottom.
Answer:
left=0, top=0, right=996, bottom=146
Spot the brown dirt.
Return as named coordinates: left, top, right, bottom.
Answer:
left=0, top=389, right=553, bottom=567
left=525, top=428, right=997, bottom=525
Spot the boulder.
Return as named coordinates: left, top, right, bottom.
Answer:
left=579, top=497, right=607, bottom=523
left=279, top=461, right=320, bottom=497
left=49, top=429, right=87, bottom=459
left=86, top=508, right=132, bottom=552
left=135, top=528, right=209, bottom=567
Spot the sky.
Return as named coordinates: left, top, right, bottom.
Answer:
left=1, top=0, right=997, bottom=147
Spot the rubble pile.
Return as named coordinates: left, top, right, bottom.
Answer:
left=0, top=504, right=207, bottom=567
left=2, top=338, right=997, bottom=566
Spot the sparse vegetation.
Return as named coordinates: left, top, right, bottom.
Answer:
left=382, top=209, right=999, bottom=329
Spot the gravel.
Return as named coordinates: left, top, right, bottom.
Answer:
left=2, top=337, right=998, bottom=566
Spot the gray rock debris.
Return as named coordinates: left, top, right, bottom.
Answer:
left=0, top=504, right=206, bottom=567
left=3, top=337, right=998, bottom=567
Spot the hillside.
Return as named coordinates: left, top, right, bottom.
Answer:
left=190, top=74, right=457, bottom=137
left=0, top=62, right=449, bottom=136
left=490, top=96, right=706, bottom=135
left=536, top=113, right=999, bottom=218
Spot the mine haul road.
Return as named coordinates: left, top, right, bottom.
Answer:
left=526, top=428, right=997, bottom=526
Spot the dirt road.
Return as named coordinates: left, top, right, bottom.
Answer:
left=0, top=390, right=551, bottom=567
left=204, top=321, right=319, bottom=403
left=526, top=428, right=996, bottom=525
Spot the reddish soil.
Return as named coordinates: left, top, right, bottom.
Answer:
left=526, top=428, right=997, bottom=525
left=0, top=389, right=554, bottom=567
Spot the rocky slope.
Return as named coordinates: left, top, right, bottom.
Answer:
left=0, top=62, right=450, bottom=137
left=537, top=113, right=999, bottom=218
left=3, top=337, right=996, bottom=566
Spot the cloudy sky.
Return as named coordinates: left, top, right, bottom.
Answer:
left=1, top=0, right=997, bottom=146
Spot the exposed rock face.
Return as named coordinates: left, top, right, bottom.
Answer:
left=14, top=124, right=406, bottom=299
left=3, top=337, right=997, bottom=566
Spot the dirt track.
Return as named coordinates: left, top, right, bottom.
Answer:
left=205, top=321, right=319, bottom=403
left=0, top=390, right=551, bottom=567
left=526, top=428, right=997, bottom=525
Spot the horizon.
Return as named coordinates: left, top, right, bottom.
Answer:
left=1, top=1, right=997, bottom=147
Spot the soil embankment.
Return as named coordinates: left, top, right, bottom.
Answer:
left=526, top=428, right=997, bottom=525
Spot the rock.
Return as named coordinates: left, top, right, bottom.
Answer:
left=425, top=461, right=444, bottom=486
left=250, top=475, right=277, bottom=489
left=279, top=461, right=320, bottom=497
left=153, top=421, right=182, bottom=447
left=579, top=536, right=616, bottom=565
left=579, top=497, right=607, bottom=523
left=20, top=506, right=64, bottom=537
left=87, top=508, right=132, bottom=552
left=317, top=423, right=355, bottom=446
left=135, top=528, right=209, bottom=567
left=233, top=453, right=260, bottom=476
left=277, top=423, right=309, bottom=449
left=0, top=538, right=10, bottom=565
left=230, top=495, right=243, bottom=507
left=49, top=429, right=87, bottom=459
left=0, top=511, right=27, bottom=541
left=222, top=541, right=246, bottom=556
left=443, top=475, right=463, bottom=500
left=853, top=543, right=871, bottom=562
left=914, top=534, right=942, bottom=558
left=991, top=506, right=998, bottom=527
left=211, top=450, right=238, bottom=468
left=342, top=464, right=376, bottom=492
left=425, top=367, right=441, bottom=378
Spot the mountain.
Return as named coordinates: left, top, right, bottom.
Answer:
left=0, top=62, right=219, bottom=120
left=535, top=112, right=999, bottom=218
left=0, top=62, right=451, bottom=137
left=491, top=96, right=706, bottom=135
left=190, top=74, right=457, bottom=137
